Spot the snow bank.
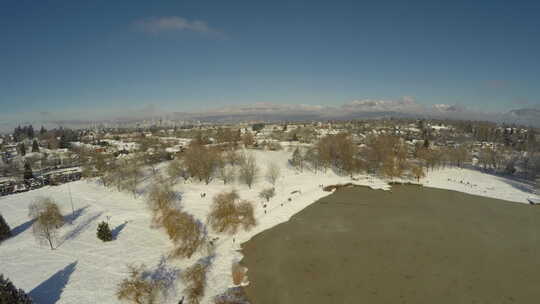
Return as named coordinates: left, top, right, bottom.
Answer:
left=424, top=167, right=534, bottom=204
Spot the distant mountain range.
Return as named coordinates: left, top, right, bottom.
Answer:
left=174, top=99, right=540, bottom=127
left=1, top=99, right=539, bottom=132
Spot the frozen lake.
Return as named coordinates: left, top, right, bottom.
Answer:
left=242, top=185, right=540, bottom=304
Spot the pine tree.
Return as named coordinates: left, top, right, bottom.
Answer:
left=18, top=143, right=26, bottom=156
left=0, top=274, right=33, bottom=303
left=59, top=135, right=70, bottom=149
left=13, top=125, right=23, bottom=142
left=39, top=126, right=47, bottom=136
left=423, top=138, right=430, bottom=149
left=0, top=213, right=11, bottom=243
left=23, top=163, right=33, bottom=180
left=97, top=221, right=113, bottom=242
left=31, top=140, right=39, bottom=153
left=27, top=126, right=34, bottom=139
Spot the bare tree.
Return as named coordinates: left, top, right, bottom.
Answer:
left=116, top=264, right=163, bottom=304
left=241, top=132, right=255, bottom=148
left=182, top=262, right=210, bottom=304
left=163, top=209, right=207, bottom=259
left=303, top=147, right=320, bottom=173
left=258, top=187, right=275, bottom=202
left=146, top=182, right=206, bottom=258
left=238, top=153, right=259, bottom=189
left=118, top=159, right=143, bottom=196
left=28, top=197, right=64, bottom=250
left=411, top=164, right=425, bottom=182
left=142, top=150, right=164, bottom=176
left=94, top=152, right=115, bottom=186
left=217, top=161, right=236, bottom=185
left=166, top=158, right=190, bottom=184
left=364, top=135, right=408, bottom=177
left=265, top=162, right=281, bottom=185
left=207, top=191, right=256, bottom=234
left=290, top=147, right=304, bottom=171
left=224, top=149, right=241, bottom=166
left=184, top=143, right=219, bottom=184
left=316, top=134, right=362, bottom=175
left=146, top=182, right=176, bottom=227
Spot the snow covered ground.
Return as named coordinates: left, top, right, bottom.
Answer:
left=424, top=167, right=536, bottom=204
left=0, top=149, right=535, bottom=303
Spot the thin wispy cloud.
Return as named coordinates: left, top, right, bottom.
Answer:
left=134, top=16, right=225, bottom=38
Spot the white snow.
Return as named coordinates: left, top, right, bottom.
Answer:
left=0, top=149, right=534, bottom=303
left=423, top=167, right=534, bottom=204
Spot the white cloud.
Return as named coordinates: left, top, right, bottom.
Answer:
left=134, top=16, right=224, bottom=37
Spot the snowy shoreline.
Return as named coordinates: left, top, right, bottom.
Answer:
left=0, top=150, right=536, bottom=303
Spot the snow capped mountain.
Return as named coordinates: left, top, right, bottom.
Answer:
left=432, top=104, right=466, bottom=113
left=342, top=97, right=421, bottom=113
left=507, top=108, right=540, bottom=117
left=503, top=108, right=540, bottom=126
left=2, top=99, right=539, bottom=132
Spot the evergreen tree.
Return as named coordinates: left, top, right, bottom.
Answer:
left=39, top=126, right=47, bottom=136
left=18, top=143, right=26, bottom=156
left=27, top=126, right=34, bottom=139
left=31, top=140, right=40, bottom=153
left=97, top=221, right=112, bottom=242
left=0, top=213, right=11, bottom=243
left=13, top=125, right=23, bottom=142
left=23, top=163, right=33, bottom=180
left=0, top=274, right=33, bottom=303
left=59, top=135, right=70, bottom=149
left=423, top=138, right=430, bottom=149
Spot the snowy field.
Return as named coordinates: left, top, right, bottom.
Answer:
left=0, top=149, right=535, bottom=304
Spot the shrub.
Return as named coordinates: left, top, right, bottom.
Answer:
left=116, top=264, right=162, bottom=304
left=207, top=191, right=256, bottom=234
left=28, top=197, right=64, bottom=250
left=97, top=221, right=113, bottom=242
left=258, top=187, right=275, bottom=202
left=182, top=262, right=210, bottom=304
left=231, top=262, right=246, bottom=285
left=0, top=213, right=11, bottom=243
left=0, top=274, right=33, bottom=303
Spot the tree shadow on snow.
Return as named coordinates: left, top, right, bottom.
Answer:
left=111, top=221, right=128, bottom=240
left=142, top=256, right=181, bottom=302
left=29, top=261, right=77, bottom=304
left=59, top=212, right=103, bottom=246
left=63, top=205, right=89, bottom=224
left=10, top=218, right=35, bottom=238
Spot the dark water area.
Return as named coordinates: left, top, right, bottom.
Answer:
left=242, top=186, right=540, bottom=304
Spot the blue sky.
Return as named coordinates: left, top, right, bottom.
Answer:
left=1, top=0, right=539, bottom=119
